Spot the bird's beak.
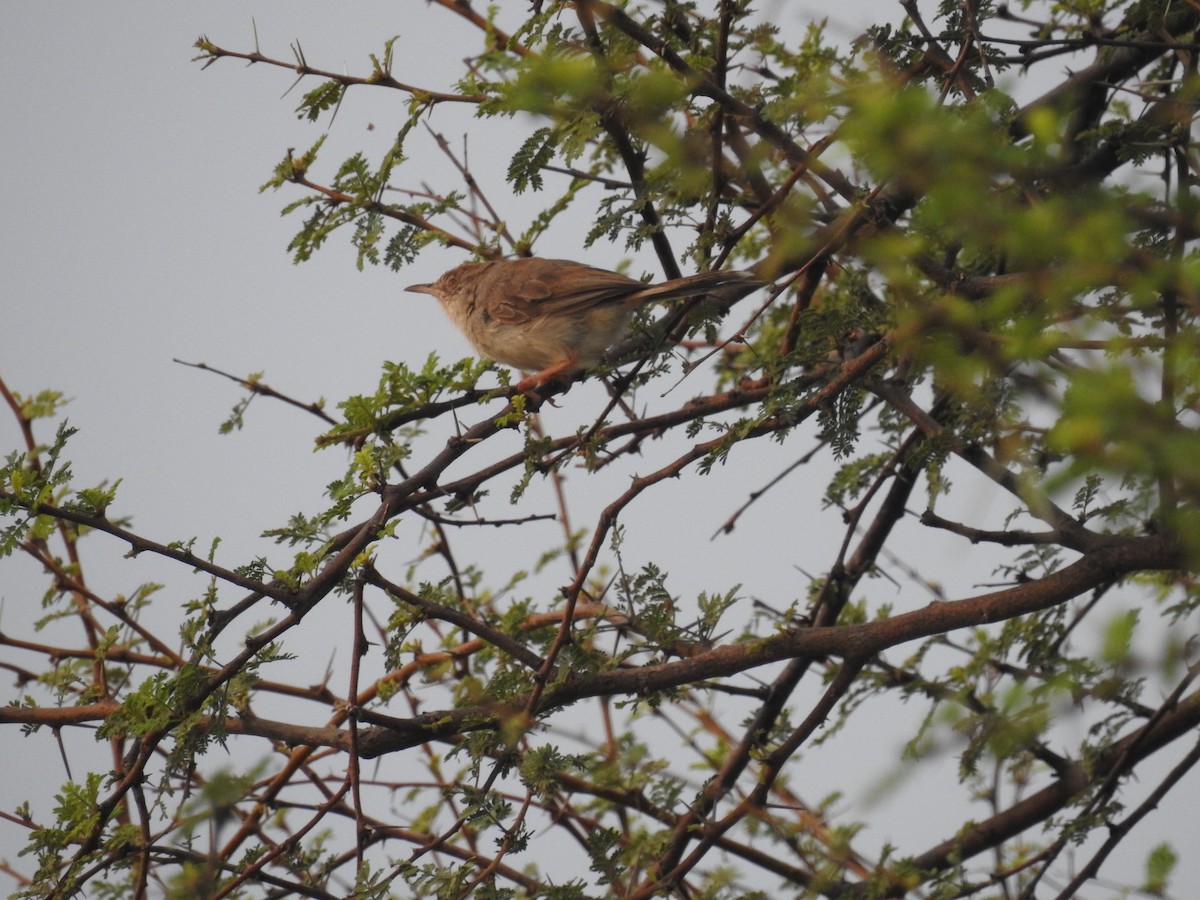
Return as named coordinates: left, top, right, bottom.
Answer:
left=406, top=283, right=436, bottom=296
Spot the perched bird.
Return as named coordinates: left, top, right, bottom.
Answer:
left=406, top=257, right=760, bottom=388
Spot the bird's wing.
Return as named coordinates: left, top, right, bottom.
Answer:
left=483, top=259, right=760, bottom=323
left=493, top=259, right=644, bottom=320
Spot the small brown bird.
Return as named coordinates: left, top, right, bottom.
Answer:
left=406, top=257, right=760, bottom=387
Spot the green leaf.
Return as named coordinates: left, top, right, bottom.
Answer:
left=1143, top=842, right=1177, bottom=894
left=1101, top=609, right=1139, bottom=665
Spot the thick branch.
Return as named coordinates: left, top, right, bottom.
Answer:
left=353, top=535, right=1179, bottom=756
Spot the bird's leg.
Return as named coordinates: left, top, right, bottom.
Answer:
left=514, top=355, right=578, bottom=398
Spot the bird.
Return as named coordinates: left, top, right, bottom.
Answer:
left=406, top=257, right=760, bottom=389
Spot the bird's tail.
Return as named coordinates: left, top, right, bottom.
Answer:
left=633, top=269, right=763, bottom=304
